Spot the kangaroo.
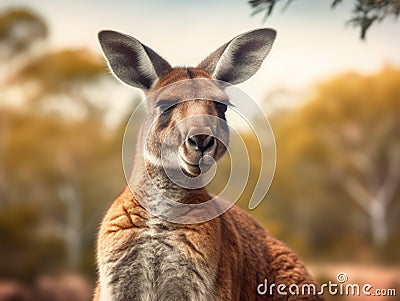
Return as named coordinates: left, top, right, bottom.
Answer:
left=94, top=29, right=323, bottom=301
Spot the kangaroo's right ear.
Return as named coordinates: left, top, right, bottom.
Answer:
left=98, top=30, right=172, bottom=90
left=198, top=28, right=276, bottom=85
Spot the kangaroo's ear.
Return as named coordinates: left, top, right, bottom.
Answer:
left=198, top=28, right=276, bottom=85
left=98, top=30, right=172, bottom=90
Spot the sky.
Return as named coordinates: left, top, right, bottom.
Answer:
left=2, top=0, right=400, bottom=113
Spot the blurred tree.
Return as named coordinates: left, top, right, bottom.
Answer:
left=0, top=102, right=133, bottom=277
left=0, top=7, right=49, bottom=204
left=0, top=8, right=47, bottom=60
left=5, top=49, right=109, bottom=121
left=0, top=7, right=137, bottom=277
left=1, top=51, right=108, bottom=271
left=269, top=68, right=400, bottom=257
left=0, top=203, right=65, bottom=281
left=249, top=0, right=400, bottom=39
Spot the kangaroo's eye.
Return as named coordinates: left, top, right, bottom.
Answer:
left=161, top=105, right=175, bottom=115
left=157, top=100, right=176, bottom=115
left=215, top=102, right=228, bottom=113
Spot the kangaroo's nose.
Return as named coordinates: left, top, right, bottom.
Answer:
left=187, top=134, right=215, bottom=153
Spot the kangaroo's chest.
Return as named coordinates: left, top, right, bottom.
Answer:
left=103, top=218, right=217, bottom=301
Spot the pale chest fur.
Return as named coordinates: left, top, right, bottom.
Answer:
left=99, top=214, right=220, bottom=301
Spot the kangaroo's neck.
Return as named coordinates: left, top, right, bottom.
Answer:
left=130, top=164, right=210, bottom=210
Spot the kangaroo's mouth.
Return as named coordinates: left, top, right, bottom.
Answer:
left=181, top=156, right=199, bottom=167
left=179, top=154, right=214, bottom=176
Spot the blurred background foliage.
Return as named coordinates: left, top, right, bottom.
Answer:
left=261, top=68, right=400, bottom=261
left=0, top=5, right=399, bottom=301
left=0, top=7, right=131, bottom=284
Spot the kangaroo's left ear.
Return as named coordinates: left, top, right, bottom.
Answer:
left=198, top=28, right=276, bottom=85
left=98, top=30, right=172, bottom=90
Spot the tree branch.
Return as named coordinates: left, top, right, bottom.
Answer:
left=248, top=0, right=400, bottom=40
left=377, top=142, right=400, bottom=205
left=342, top=175, right=372, bottom=214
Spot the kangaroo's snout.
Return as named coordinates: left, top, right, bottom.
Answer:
left=187, top=134, right=215, bottom=153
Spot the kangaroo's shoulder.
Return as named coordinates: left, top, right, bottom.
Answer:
left=218, top=202, right=320, bottom=300
left=101, top=187, right=148, bottom=230
left=220, top=201, right=266, bottom=236
left=222, top=202, right=306, bottom=265
left=97, top=187, right=148, bottom=256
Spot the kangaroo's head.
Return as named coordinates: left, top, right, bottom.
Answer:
left=98, top=29, right=276, bottom=178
